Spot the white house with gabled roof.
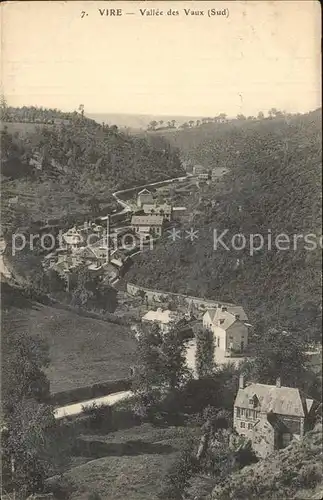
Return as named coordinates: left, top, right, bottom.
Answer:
left=203, top=305, right=249, bottom=353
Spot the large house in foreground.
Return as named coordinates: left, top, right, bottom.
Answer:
left=203, top=306, right=249, bottom=354
left=233, top=376, right=315, bottom=458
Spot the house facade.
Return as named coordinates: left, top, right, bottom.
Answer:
left=198, top=172, right=209, bottom=181
left=131, top=215, right=163, bottom=238
left=193, top=165, right=205, bottom=176
left=137, top=189, right=154, bottom=208
left=142, top=203, right=172, bottom=221
left=233, top=376, right=315, bottom=458
left=61, top=227, right=85, bottom=251
left=202, top=306, right=249, bottom=354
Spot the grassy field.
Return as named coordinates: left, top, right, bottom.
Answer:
left=5, top=301, right=136, bottom=394
left=64, top=423, right=198, bottom=500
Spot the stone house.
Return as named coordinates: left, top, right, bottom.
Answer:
left=203, top=306, right=249, bottom=354
left=233, top=376, right=315, bottom=458
left=137, top=188, right=154, bottom=208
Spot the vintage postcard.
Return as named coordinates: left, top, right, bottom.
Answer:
left=1, top=1, right=322, bottom=499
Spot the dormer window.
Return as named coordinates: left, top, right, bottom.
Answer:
left=220, top=319, right=225, bottom=325
left=248, top=395, right=259, bottom=408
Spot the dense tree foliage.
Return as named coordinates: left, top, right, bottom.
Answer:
left=1, top=107, right=183, bottom=231
left=195, top=328, right=215, bottom=378
left=133, top=324, right=191, bottom=419
left=128, top=109, right=322, bottom=341
left=1, top=310, right=72, bottom=497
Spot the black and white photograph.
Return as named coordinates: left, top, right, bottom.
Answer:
left=0, top=1, right=322, bottom=499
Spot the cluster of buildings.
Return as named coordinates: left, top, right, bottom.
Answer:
left=130, top=188, right=190, bottom=240
left=138, top=301, right=251, bottom=361
left=135, top=297, right=318, bottom=458
left=43, top=218, right=129, bottom=288
left=192, top=164, right=229, bottom=183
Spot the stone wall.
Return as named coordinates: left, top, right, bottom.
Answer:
left=126, top=282, right=235, bottom=311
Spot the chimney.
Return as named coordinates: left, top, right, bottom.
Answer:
left=105, top=215, right=111, bottom=264
left=239, top=374, right=245, bottom=389
left=235, top=314, right=240, bottom=320
left=276, top=377, right=281, bottom=388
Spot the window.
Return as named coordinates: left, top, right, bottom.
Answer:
left=217, top=337, right=220, bottom=347
left=236, top=408, right=241, bottom=417
left=240, top=422, right=245, bottom=428
left=240, top=408, right=245, bottom=416
left=220, top=319, right=225, bottom=325
left=248, top=423, right=253, bottom=430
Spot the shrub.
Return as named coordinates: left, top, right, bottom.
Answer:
left=297, top=463, right=322, bottom=488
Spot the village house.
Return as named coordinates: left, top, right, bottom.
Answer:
left=142, top=203, right=172, bottom=221
left=61, top=227, right=85, bottom=251
left=233, top=376, right=315, bottom=458
left=142, top=307, right=182, bottom=333
left=172, top=207, right=192, bottom=224
left=137, top=188, right=154, bottom=208
left=29, top=152, right=44, bottom=170
left=131, top=215, right=164, bottom=239
left=203, top=306, right=249, bottom=354
left=193, top=164, right=205, bottom=176
left=198, top=172, right=209, bottom=181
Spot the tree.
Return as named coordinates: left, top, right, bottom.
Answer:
left=236, top=114, right=246, bottom=120
left=195, top=328, right=215, bottom=378
left=1, top=311, right=69, bottom=497
left=257, top=111, right=265, bottom=120
left=133, top=324, right=191, bottom=418
left=242, top=328, right=309, bottom=388
left=188, top=120, right=195, bottom=128
left=78, top=103, right=85, bottom=119
left=148, top=120, right=158, bottom=131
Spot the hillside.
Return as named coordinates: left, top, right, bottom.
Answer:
left=1, top=107, right=183, bottom=230
left=210, top=423, right=323, bottom=500
left=154, top=109, right=321, bottom=167
left=87, top=112, right=206, bottom=130
left=127, top=110, right=322, bottom=341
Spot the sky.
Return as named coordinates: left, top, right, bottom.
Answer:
left=2, top=1, right=321, bottom=117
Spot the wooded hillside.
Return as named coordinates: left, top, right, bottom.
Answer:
left=127, top=110, right=322, bottom=341
left=1, top=107, right=183, bottom=230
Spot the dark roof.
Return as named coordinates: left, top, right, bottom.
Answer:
left=131, top=215, right=163, bottom=226
left=234, top=383, right=312, bottom=418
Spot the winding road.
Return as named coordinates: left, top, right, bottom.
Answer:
left=54, top=390, right=133, bottom=420
left=2, top=174, right=191, bottom=418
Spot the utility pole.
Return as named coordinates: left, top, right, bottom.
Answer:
left=11, top=455, right=16, bottom=500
